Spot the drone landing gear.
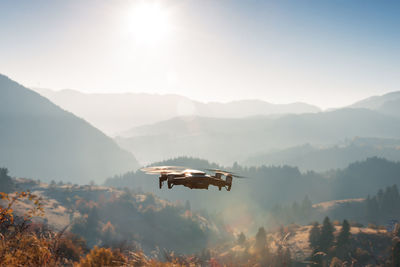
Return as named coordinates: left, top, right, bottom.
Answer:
left=168, top=181, right=173, bottom=189
left=159, top=180, right=162, bottom=189
left=218, top=186, right=222, bottom=191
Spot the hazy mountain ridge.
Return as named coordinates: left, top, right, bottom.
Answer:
left=243, top=138, right=400, bottom=171
left=116, top=109, right=400, bottom=165
left=32, top=87, right=400, bottom=168
left=0, top=74, right=139, bottom=184
left=350, top=91, right=400, bottom=117
left=33, top=88, right=321, bottom=135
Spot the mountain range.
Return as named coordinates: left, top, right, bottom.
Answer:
left=3, top=75, right=400, bottom=176
left=33, top=88, right=400, bottom=138
left=33, top=88, right=321, bottom=135
left=115, top=109, right=400, bottom=165
left=350, top=91, right=400, bottom=117
left=0, top=74, right=138, bottom=184
left=32, top=86, right=400, bottom=168
left=243, top=137, right=400, bottom=171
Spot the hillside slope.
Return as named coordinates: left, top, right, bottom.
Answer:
left=0, top=74, right=138, bottom=183
left=4, top=178, right=228, bottom=254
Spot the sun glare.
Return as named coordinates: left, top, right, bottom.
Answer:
left=127, top=2, right=171, bottom=45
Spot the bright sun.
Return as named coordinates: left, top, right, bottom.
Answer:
left=127, top=2, right=171, bottom=45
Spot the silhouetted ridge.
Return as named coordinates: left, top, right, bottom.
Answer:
left=0, top=74, right=139, bottom=183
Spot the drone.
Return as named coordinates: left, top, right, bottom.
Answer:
left=140, top=166, right=246, bottom=191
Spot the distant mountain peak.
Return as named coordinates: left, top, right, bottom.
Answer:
left=349, top=90, right=400, bottom=117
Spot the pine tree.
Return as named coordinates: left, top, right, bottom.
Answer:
left=237, top=232, right=246, bottom=245
left=283, top=248, right=292, bottom=267
left=394, top=223, right=400, bottom=238
left=366, top=195, right=379, bottom=224
left=255, top=227, right=267, bottom=251
left=309, top=222, right=321, bottom=250
left=392, top=240, right=400, bottom=267
left=301, top=195, right=313, bottom=220
left=319, top=217, right=334, bottom=252
left=0, top=168, right=14, bottom=193
left=337, top=219, right=351, bottom=247
left=85, top=207, right=100, bottom=245
left=274, top=245, right=292, bottom=267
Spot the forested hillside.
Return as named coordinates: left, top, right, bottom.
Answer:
left=105, top=157, right=400, bottom=231
left=106, top=157, right=400, bottom=205
left=0, top=174, right=229, bottom=254
left=2, top=164, right=400, bottom=266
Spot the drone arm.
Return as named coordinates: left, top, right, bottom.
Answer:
left=225, top=175, right=233, bottom=191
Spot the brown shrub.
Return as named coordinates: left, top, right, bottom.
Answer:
left=76, top=246, right=126, bottom=267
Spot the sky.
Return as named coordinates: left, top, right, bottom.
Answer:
left=0, top=0, right=399, bottom=109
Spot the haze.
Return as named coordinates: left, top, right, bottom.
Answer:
left=1, top=0, right=400, bottom=109
left=3, top=1, right=400, bottom=265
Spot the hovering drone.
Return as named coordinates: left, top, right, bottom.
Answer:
left=141, top=166, right=246, bottom=191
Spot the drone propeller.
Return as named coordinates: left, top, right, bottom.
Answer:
left=205, top=168, right=233, bottom=174
left=141, top=166, right=186, bottom=174
left=205, top=169, right=248, bottom=179
left=230, top=174, right=248, bottom=179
